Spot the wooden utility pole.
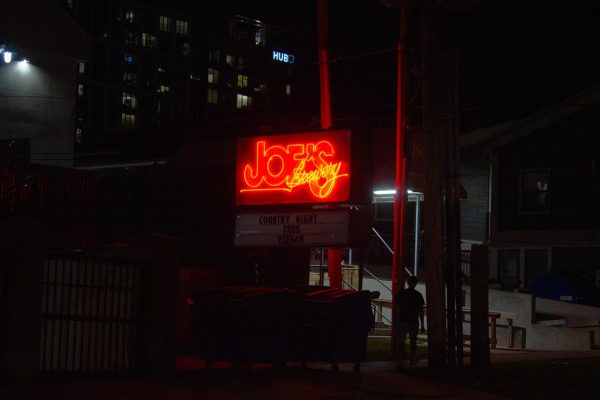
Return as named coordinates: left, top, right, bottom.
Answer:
left=420, top=3, right=448, bottom=368
left=388, top=0, right=467, bottom=368
left=444, top=43, right=463, bottom=366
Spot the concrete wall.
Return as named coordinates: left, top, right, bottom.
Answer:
left=0, top=50, right=78, bottom=167
left=0, top=0, right=89, bottom=168
left=536, top=296, right=600, bottom=348
left=464, top=286, right=596, bottom=350
left=536, top=297, right=600, bottom=327
left=366, top=276, right=597, bottom=350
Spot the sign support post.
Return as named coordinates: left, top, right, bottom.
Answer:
left=317, top=0, right=343, bottom=288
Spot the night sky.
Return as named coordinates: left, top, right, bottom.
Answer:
left=225, top=0, right=600, bottom=132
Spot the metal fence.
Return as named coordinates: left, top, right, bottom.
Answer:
left=1, top=149, right=97, bottom=224
left=461, top=250, right=472, bottom=280
left=40, top=254, right=143, bottom=373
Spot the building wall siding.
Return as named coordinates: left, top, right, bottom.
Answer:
left=460, top=159, right=489, bottom=244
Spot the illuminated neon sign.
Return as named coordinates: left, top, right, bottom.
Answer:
left=236, top=131, right=351, bottom=205
left=272, top=50, right=295, bottom=64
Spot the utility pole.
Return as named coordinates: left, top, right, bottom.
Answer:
left=387, top=0, right=467, bottom=369
left=317, top=0, right=333, bottom=131
left=420, top=2, right=448, bottom=368
left=444, top=42, right=463, bottom=366
left=317, top=0, right=342, bottom=288
left=391, top=8, right=408, bottom=357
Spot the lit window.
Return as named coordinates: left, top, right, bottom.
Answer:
left=237, top=74, right=248, bottom=88
left=208, top=68, right=219, bottom=84
left=121, top=113, right=136, bottom=129
left=208, top=49, right=220, bottom=64
left=78, top=62, right=85, bottom=75
left=159, top=16, right=172, bottom=32
left=124, top=53, right=135, bottom=64
left=207, top=88, right=218, bottom=104
left=255, top=30, right=263, bottom=45
left=122, top=92, right=137, bottom=108
left=158, top=85, right=170, bottom=93
left=236, top=94, right=251, bottom=109
left=77, top=83, right=84, bottom=96
left=226, top=55, right=234, bottom=66
left=123, top=71, right=136, bottom=85
left=285, top=84, right=291, bottom=96
left=519, top=169, right=550, bottom=214
left=142, top=33, right=156, bottom=48
left=175, top=20, right=188, bottom=36
left=157, top=66, right=166, bottom=73
left=182, top=42, right=190, bottom=56
left=125, top=10, right=135, bottom=23
left=75, top=127, right=82, bottom=143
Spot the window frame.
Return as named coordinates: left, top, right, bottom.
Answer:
left=159, top=16, right=172, bottom=32
left=120, top=112, right=136, bottom=129
left=497, top=249, right=521, bottom=280
left=122, top=91, right=137, bottom=109
left=175, top=19, right=189, bottom=36
left=518, top=168, right=550, bottom=215
left=207, top=68, right=219, bottom=84
left=207, top=88, right=219, bottom=104
left=237, top=74, right=248, bottom=88
left=236, top=94, right=251, bottom=109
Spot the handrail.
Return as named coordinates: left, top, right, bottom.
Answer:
left=342, top=277, right=392, bottom=325
left=342, top=277, right=357, bottom=291
left=362, top=267, right=392, bottom=294
left=373, top=305, right=392, bottom=325
left=372, top=227, right=394, bottom=254
left=371, top=227, right=413, bottom=276
left=372, top=300, right=521, bottom=349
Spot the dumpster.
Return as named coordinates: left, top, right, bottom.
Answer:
left=191, top=286, right=294, bottom=368
left=292, top=288, right=379, bottom=372
left=191, top=285, right=378, bottom=371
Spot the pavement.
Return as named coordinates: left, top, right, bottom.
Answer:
left=1, top=349, right=599, bottom=400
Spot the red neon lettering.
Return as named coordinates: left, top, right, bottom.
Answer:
left=241, top=140, right=348, bottom=199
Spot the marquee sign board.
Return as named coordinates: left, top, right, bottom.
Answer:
left=234, top=211, right=349, bottom=247
left=236, top=130, right=351, bottom=206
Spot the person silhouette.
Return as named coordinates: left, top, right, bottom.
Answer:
left=394, top=276, right=425, bottom=367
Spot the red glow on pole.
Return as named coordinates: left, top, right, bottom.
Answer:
left=318, top=0, right=333, bottom=130
left=317, top=0, right=342, bottom=289
left=319, top=48, right=333, bottom=129
left=392, top=25, right=407, bottom=355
